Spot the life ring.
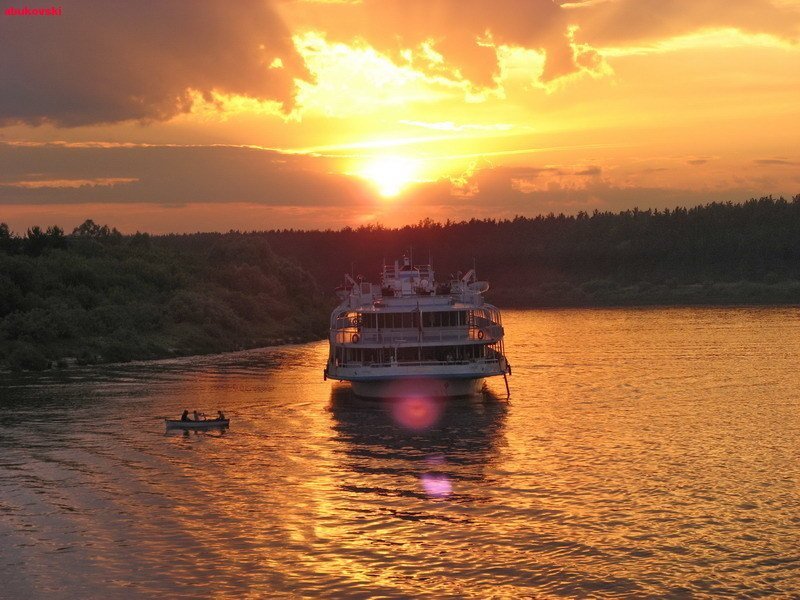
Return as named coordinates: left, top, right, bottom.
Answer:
left=477, top=329, right=485, bottom=340
left=351, top=333, right=360, bottom=343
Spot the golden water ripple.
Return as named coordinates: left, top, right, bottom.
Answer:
left=1, top=307, right=799, bottom=598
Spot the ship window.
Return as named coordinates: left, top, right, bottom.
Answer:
left=397, top=347, right=417, bottom=362
left=401, top=313, right=412, bottom=328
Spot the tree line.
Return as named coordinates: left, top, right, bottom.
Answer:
left=0, top=220, right=327, bottom=371
left=255, top=195, right=800, bottom=307
left=2, top=196, right=799, bottom=370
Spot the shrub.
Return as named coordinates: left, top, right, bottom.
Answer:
left=7, top=342, right=50, bottom=371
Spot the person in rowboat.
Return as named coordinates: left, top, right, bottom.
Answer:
left=180, top=410, right=190, bottom=421
left=217, top=411, right=226, bottom=420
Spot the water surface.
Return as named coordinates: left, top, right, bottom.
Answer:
left=1, top=307, right=799, bottom=598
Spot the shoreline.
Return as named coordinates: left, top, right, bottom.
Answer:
left=0, top=334, right=322, bottom=375
left=495, top=298, right=800, bottom=309
left=3, top=302, right=797, bottom=374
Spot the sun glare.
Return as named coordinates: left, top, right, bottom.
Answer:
left=359, top=156, right=420, bottom=198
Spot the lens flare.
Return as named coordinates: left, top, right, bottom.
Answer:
left=420, top=473, right=452, bottom=499
left=390, top=396, right=443, bottom=430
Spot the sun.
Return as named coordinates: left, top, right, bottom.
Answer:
left=359, top=156, right=419, bottom=198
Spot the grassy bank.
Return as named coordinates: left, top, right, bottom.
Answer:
left=0, top=221, right=328, bottom=371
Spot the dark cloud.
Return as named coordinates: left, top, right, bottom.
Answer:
left=0, top=143, right=789, bottom=230
left=575, top=166, right=602, bottom=176
left=0, top=0, right=308, bottom=126
left=754, top=158, right=796, bottom=165
left=405, top=166, right=770, bottom=219
left=570, top=0, right=800, bottom=47
left=498, top=166, right=563, bottom=177
left=0, top=143, right=371, bottom=206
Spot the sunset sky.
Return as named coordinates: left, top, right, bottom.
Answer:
left=1, top=0, right=799, bottom=233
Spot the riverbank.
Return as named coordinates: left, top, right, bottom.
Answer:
left=491, top=278, right=800, bottom=308
left=0, top=221, right=329, bottom=372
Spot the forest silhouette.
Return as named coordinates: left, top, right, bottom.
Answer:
left=2, top=196, right=798, bottom=370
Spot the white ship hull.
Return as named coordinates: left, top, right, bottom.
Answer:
left=351, top=377, right=484, bottom=399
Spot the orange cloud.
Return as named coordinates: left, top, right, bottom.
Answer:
left=282, top=0, right=578, bottom=88
left=569, top=0, right=800, bottom=48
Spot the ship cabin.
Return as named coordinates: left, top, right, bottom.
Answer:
left=328, top=257, right=507, bottom=373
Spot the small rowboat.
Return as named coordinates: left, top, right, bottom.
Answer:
left=165, top=418, right=230, bottom=430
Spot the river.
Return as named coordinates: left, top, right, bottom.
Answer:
left=1, top=307, right=798, bottom=598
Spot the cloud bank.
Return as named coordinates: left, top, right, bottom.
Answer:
left=285, top=0, right=800, bottom=89
left=0, top=0, right=307, bottom=126
left=0, top=142, right=782, bottom=234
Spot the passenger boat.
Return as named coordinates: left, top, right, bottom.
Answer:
left=325, top=256, right=510, bottom=398
left=165, top=418, right=230, bottom=430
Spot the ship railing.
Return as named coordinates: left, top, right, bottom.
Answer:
left=332, top=325, right=503, bottom=345
left=332, top=328, right=359, bottom=344
left=339, top=357, right=504, bottom=369
left=467, top=324, right=503, bottom=341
